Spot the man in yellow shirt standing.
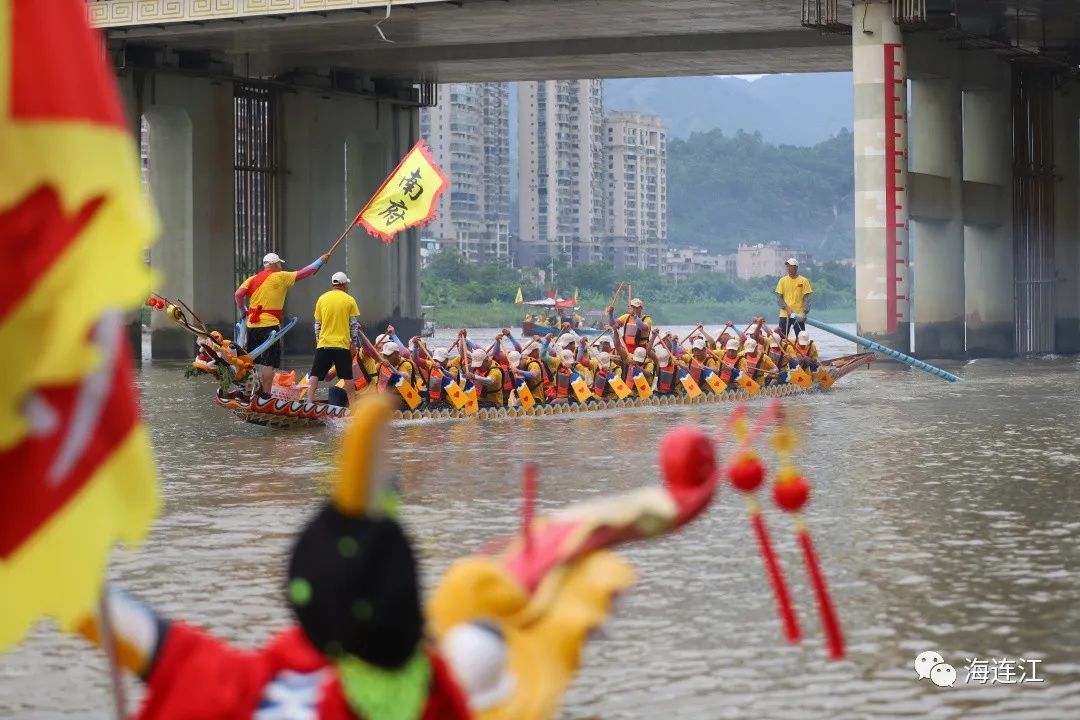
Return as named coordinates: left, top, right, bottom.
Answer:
left=775, top=257, right=813, bottom=338
left=235, top=251, right=328, bottom=394
left=307, top=272, right=361, bottom=405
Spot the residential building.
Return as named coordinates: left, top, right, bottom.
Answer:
left=735, top=243, right=811, bottom=279
left=517, top=79, right=606, bottom=268
left=421, top=83, right=511, bottom=263
left=604, top=111, right=667, bottom=272
left=662, top=246, right=735, bottom=282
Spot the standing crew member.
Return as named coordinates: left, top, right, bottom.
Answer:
left=608, top=298, right=652, bottom=353
left=775, top=257, right=813, bottom=338
left=307, top=272, right=360, bottom=406
left=235, top=251, right=328, bottom=395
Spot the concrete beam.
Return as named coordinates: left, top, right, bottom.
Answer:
left=907, top=173, right=951, bottom=221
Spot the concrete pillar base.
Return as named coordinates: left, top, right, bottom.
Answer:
left=1055, top=318, right=1080, bottom=354
left=966, top=322, right=1015, bottom=357
left=914, top=321, right=966, bottom=358
left=128, top=320, right=143, bottom=367
left=860, top=323, right=911, bottom=354
left=151, top=327, right=198, bottom=360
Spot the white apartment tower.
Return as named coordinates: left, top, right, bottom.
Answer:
left=604, top=111, right=667, bottom=272
left=517, top=80, right=606, bottom=268
left=420, top=83, right=511, bottom=263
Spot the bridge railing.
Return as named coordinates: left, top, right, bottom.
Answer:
left=87, top=0, right=436, bottom=28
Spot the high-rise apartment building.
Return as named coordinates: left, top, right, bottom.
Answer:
left=517, top=80, right=606, bottom=268
left=604, top=111, right=667, bottom=272
left=420, top=83, right=511, bottom=263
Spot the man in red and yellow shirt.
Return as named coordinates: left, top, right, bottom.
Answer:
left=235, top=251, right=327, bottom=395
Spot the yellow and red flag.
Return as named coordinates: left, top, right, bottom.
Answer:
left=0, top=0, right=159, bottom=650
left=354, top=139, right=449, bottom=243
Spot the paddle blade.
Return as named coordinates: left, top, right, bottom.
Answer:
left=679, top=369, right=703, bottom=399
left=395, top=375, right=423, bottom=409
left=515, top=379, right=537, bottom=410
left=461, top=379, right=479, bottom=415
left=608, top=374, right=633, bottom=400
left=632, top=367, right=653, bottom=399
left=789, top=367, right=813, bottom=389
left=704, top=371, right=727, bottom=394
left=814, top=368, right=834, bottom=389
left=737, top=374, right=761, bottom=396
left=569, top=372, right=594, bottom=403
left=443, top=377, right=468, bottom=410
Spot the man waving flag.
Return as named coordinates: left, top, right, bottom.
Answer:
left=0, top=0, right=159, bottom=649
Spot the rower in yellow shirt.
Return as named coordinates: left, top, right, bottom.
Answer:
left=775, top=257, right=813, bottom=338
left=306, top=272, right=360, bottom=405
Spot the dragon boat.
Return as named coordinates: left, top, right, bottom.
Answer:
left=210, top=352, right=872, bottom=429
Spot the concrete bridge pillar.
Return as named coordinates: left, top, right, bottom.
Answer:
left=1053, top=88, right=1080, bottom=354
left=962, top=62, right=1014, bottom=356
left=852, top=0, right=910, bottom=352
left=909, top=55, right=965, bottom=358
left=120, top=72, right=236, bottom=359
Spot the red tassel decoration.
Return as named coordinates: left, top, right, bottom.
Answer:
left=796, top=519, right=845, bottom=659
left=748, top=499, right=801, bottom=643
left=522, top=463, right=537, bottom=557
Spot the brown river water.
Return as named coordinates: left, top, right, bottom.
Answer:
left=3, top=326, right=1079, bottom=718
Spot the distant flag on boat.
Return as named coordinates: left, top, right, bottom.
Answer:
left=514, top=287, right=524, bottom=305
left=630, top=366, right=652, bottom=399
left=0, top=0, right=159, bottom=650
left=353, top=139, right=449, bottom=244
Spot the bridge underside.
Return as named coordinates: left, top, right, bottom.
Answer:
left=97, top=0, right=850, bottom=81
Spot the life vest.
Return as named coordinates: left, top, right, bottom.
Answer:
left=657, top=364, right=677, bottom=394
left=474, top=366, right=504, bottom=406
left=428, top=365, right=445, bottom=404
left=524, top=358, right=546, bottom=392
left=243, top=269, right=284, bottom=325
left=555, top=367, right=572, bottom=398
left=769, top=349, right=785, bottom=367
left=744, top=353, right=763, bottom=381
left=719, top=356, right=738, bottom=384
left=592, top=367, right=610, bottom=396
left=376, top=364, right=396, bottom=392
left=795, top=342, right=816, bottom=359
left=688, top=359, right=705, bottom=386
left=622, top=315, right=648, bottom=351
left=499, top=363, right=515, bottom=395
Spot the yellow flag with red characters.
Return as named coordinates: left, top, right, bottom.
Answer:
left=393, top=373, right=423, bottom=410
left=0, top=0, right=159, bottom=650
left=607, top=372, right=633, bottom=400
left=631, top=366, right=653, bottom=399
left=354, top=139, right=449, bottom=243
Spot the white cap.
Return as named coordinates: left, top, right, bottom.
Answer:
left=769, top=338, right=780, bottom=348
left=725, top=338, right=740, bottom=351
left=507, top=350, right=522, bottom=366
left=597, top=351, right=612, bottom=368
left=655, top=347, right=671, bottom=363
left=746, top=324, right=759, bottom=336
left=262, top=252, right=283, bottom=265
left=632, top=347, right=648, bottom=363
left=331, top=271, right=350, bottom=285
left=785, top=257, right=799, bottom=266
left=470, top=348, right=488, bottom=368
left=745, top=338, right=758, bottom=353
left=629, top=298, right=644, bottom=308
left=557, top=333, right=577, bottom=348
left=374, top=333, right=389, bottom=348
left=380, top=341, right=400, bottom=356
left=691, top=338, right=707, bottom=350
left=440, top=622, right=515, bottom=711
left=798, top=331, right=811, bottom=346
left=597, top=335, right=614, bottom=347
left=559, top=349, right=576, bottom=366
left=432, top=348, right=449, bottom=363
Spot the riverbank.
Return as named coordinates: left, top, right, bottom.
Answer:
left=427, top=301, right=855, bottom=330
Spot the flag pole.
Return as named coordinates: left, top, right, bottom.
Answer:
left=97, top=591, right=128, bottom=720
